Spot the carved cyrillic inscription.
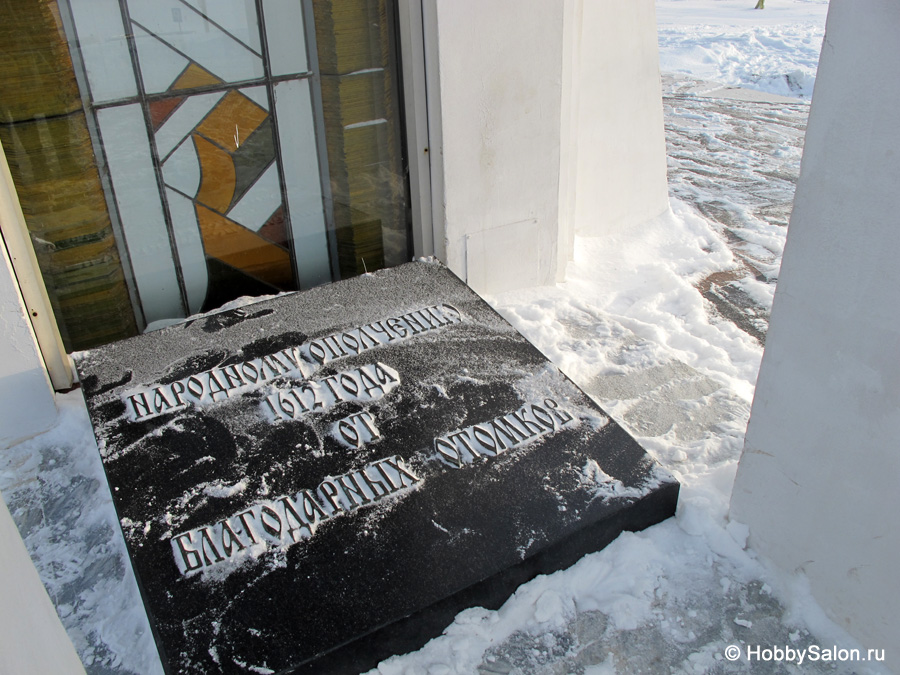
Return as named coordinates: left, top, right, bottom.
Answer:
left=305, top=304, right=462, bottom=367
left=172, top=455, right=422, bottom=575
left=263, top=363, right=400, bottom=422
left=125, top=347, right=309, bottom=421
left=123, top=304, right=460, bottom=422
left=141, top=302, right=580, bottom=577
left=434, top=398, right=574, bottom=468
left=333, top=411, right=381, bottom=448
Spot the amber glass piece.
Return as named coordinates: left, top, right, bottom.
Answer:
left=196, top=204, right=293, bottom=289
left=195, top=90, right=267, bottom=153
left=171, top=63, right=223, bottom=92
left=194, top=134, right=236, bottom=212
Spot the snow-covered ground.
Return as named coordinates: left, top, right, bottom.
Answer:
left=657, top=0, right=829, bottom=99
left=2, top=2, right=890, bottom=673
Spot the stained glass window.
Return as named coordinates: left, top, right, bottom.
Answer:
left=67, top=0, right=332, bottom=325
left=0, top=0, right=411, bottom=349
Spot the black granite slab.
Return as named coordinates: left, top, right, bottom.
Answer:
left=75, top=261, right=678, bottom=675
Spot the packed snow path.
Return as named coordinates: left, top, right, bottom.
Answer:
left=663, top=74, right=809, bottom=346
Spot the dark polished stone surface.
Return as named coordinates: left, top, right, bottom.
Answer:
left=75, top=262, right=678, bottom=675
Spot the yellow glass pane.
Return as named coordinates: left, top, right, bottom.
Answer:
left=196, top=204, right=293, bottom=289
left=195, top=90, right=267, bottom=153
left=194, top=134, right=236, bottom=212
left=171, top=63, right=223, bottom=91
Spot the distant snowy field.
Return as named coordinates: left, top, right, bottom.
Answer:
left=657, top=0, right=829, bottom=98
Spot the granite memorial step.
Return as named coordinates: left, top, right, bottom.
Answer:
left=75, top=261, right=678, bottom=674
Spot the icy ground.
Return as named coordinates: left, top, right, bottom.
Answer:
left=0, top=1, right=891, bottom=673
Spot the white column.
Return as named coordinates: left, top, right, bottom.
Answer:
left=568, top=0, right=669, bottom=240
left=427, top=0, right=668, bottom=295
left=730, top=1, right=900, bottom=668
left=430, top=0, right=566, bottom=295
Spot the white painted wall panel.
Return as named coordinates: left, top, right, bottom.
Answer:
left=429, top=0, right=668, bottom=295
left=570, top=0, right=669, bottom=238
left=432, top=0, right=565, bottom=294
left=731, top=2, right=900, bottom=669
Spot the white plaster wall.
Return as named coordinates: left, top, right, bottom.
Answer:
left=730, top=1, right=900, bottom=667
left=429, top=0, right=668, bottom=295
left=0, top=489, right=86, bottom=674
left=569, top=0, right=669, bottom=238
left=0, top=236, right=57, bottom=448
left=430, top=0, right=566, bottom=295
